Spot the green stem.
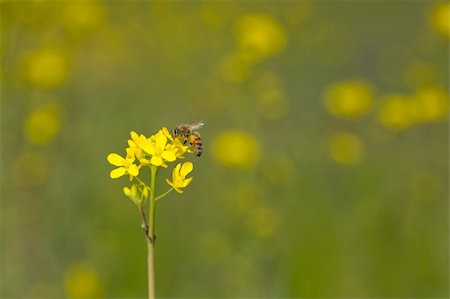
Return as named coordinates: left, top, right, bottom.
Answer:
left=147, top=165, right=157, bottom=299
left=155, top=187, right=174, bottom=201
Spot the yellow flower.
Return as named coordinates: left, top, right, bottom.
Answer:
left=166, top=162, right=194, bottom=193
left=166, top=137, right=189, bottom=158
left=141, top=128, right=177, bottom=167
left=107, top=148, right=140, bottom=179
left=323, top=79, right=374, bottom=119
left=128, top=131, right=148, bottom=163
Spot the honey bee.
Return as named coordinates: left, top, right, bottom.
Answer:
left=171, top=121, right=204, bottom=157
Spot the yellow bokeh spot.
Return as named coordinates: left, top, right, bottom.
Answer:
left=329, top=133, right=364, bottom=165
left=64, top=262, right=104, bottom=298
left=62, top=1, right=105, bottom=33
left=378, top=94, right=415, bottom=129
left=24, top=104, right=62, bottom=146
left=235, top=14, right=287, bottom=63
left=429, top=2, right=450, bottom=38
left=412, top=87, right=449, bottom=122
left=23, top=48, right=68, bottom=88
left=212, top=130, right=260, bottom=168
left=12, top=151, right=49, bottom=188
left=323, top=79, right=374, bottom=119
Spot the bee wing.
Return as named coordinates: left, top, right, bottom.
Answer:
left=189, top=120, right=205, bottom=130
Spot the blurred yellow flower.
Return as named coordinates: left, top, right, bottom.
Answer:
left=323, top=79, right=374, bottom=119
left=62, top=1, right=105, bottom=33
left=22, top=48, right=68, bottom=88
left=429, top=2, right=450, bottom=38
left=235, top=14, right=287, bottom=63
left=212, top=130, right=260, bottom=168
left=64, top=262, right=104, bottom=298
left=378, top=94, right=415, bottom=129
left=329, top=132, right=364, bottom=165
left=166, top=162, right=193, bottom=193
left=24, top=103, right=62, bottom=146
left=107, top=148, right=140, bottom=179
left=141, top=128, right=177, bottom=167
left=412, top=87, right=449, bottom=122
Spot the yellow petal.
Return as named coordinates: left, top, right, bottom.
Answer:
left=162, top=150, right=176, bottom=162
left=181, top=176, right=193, bottom=188
left=173, top=163, right=181, bottom=178
left=110, top=167, right=126, bottom=178
left=140, top=158, right=151, bottom=166
left=162, top=127, right=173, bottom=140
left=180, top=162, right=193, bottom=176
left=125, top=148, right=135, bottom=161
left=151, top=155, right=163, bottom=166
left=107, top=153, right=125, bottom=166
left=154, top=131, right=167, bottom=149
left=141, top=139, right=155, bottom=155
left=130, top=131, right=139, bottom=142
left=128, top=164, right=139, bottom=177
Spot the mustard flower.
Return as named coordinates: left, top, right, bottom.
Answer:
left=107, top=148, right=140, bottom=179
left=128, top=131, right=152, bottom=165
left=166, top=162, right=193, bottom=193
left=141, top=128, right=177, bottom=167
left=166, top=137, right=189, bottom=158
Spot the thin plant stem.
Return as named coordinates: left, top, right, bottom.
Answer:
left=147, top=165, right=157, bottom=299
left=155, top=187, right=174, bottom=201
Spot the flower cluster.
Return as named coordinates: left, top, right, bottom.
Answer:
left=107, top=127, right=195, bottom=204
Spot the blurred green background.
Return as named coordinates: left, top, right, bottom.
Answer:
left=1, top=1, right=449, bottom=298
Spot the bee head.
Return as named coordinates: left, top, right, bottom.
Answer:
left=172, top=128, right=179, bottom=136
